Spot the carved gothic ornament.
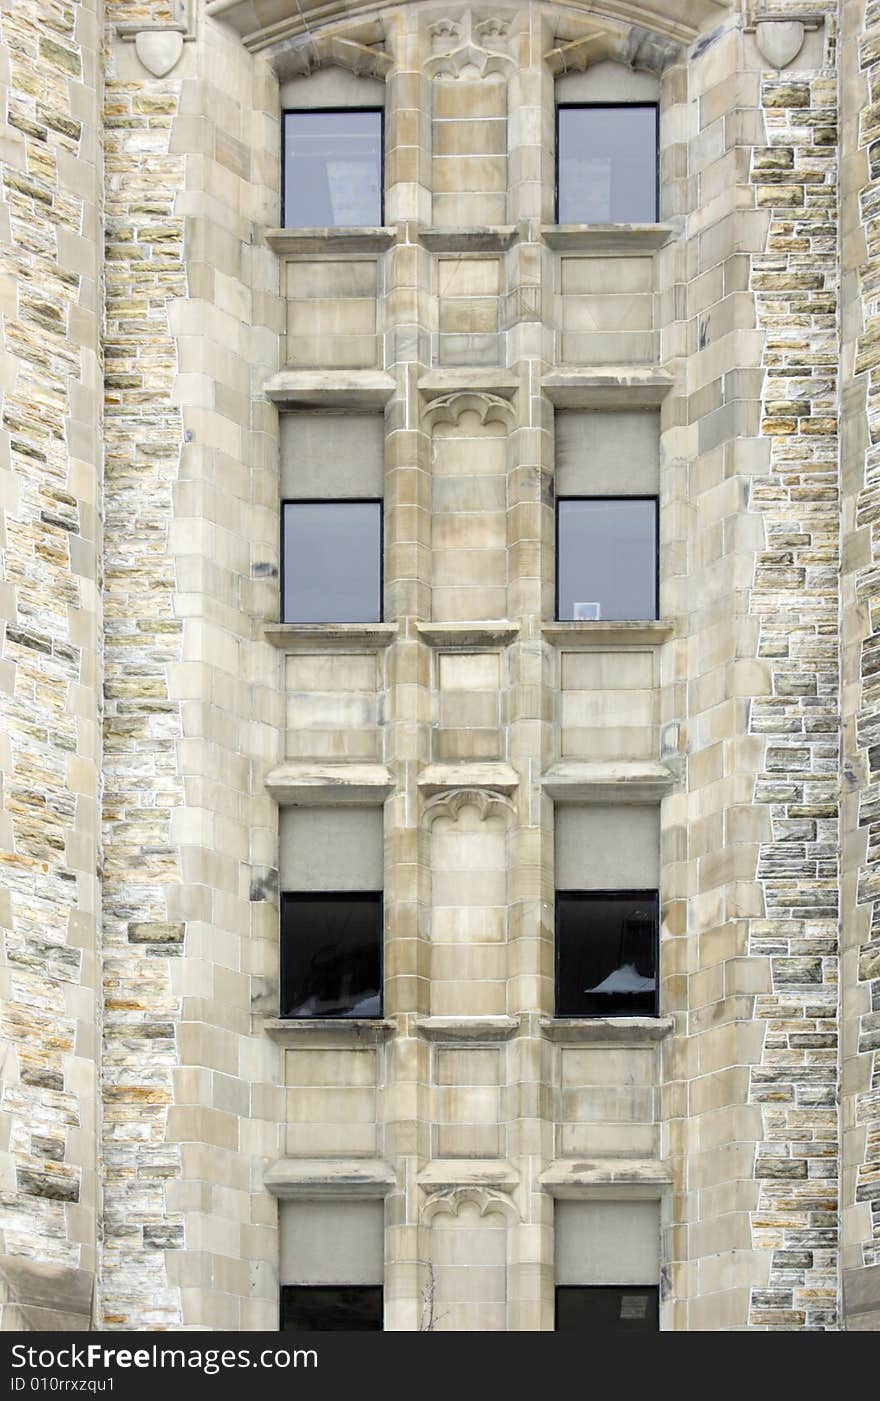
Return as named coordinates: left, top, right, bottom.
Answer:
left=117, top=0, right=193, bottom=78
left=423, top=788, right=515, bottom=827
left=422, top=391, right=514, bottom=433
left=745, top=12, right=824, bottom=69
left=274, top=19, right=391, bottom=79
left=421, top=1185, right=519, bottom=1224
left=425, top=9, right=515, bottom=80
left=544, top=12, right=681, bottom=76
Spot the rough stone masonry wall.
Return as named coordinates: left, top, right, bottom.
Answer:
left=747, top=30, right=840, bottom=1330
left=841, top=0, right=880, bottom=1327
left=0, top=0, right=103, bottom=1330
left=101, top=1, right=187, bottom=1329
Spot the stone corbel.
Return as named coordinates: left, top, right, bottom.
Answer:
left=744, top=10, right=824, bottom=69
left=117, top=0, right=195, bottom=78
left=422, top=390, right=514, bottom=432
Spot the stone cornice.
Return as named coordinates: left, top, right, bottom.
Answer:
left=206, top=1, right=732, bottom=55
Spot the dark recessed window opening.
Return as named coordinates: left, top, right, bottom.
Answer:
left=555, top=1285, right=659, bottom=1331
left=556, top=890, right=659, bottom=1017
left=283, top=110, right=383, bottom=227
left=281, top=892, right=382, bottom=1018
left=556, top=497, right=658, bottom=622
left=281, top=1285, right=383, bottom=1331
left=556, top=104, right=659, bottom=223
left=282, top=500, right=382, bottom=624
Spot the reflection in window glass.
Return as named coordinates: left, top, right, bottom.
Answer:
left=284, top=110, right=383, bottom=227
left=557, top=105, right=658, bottom=223
left=557, top=497, right=657, bottom=622
left=281, top=1286, right=383, bottom=1331
left=556, top=890, right=658, bottom=1017
left=556, top=1286, right=659, bottom=1331
left=283, top=501, right=382, bottom=624
left=281, top=893, right=382, bottom=1019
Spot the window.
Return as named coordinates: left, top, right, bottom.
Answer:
left=555, top=1286, right=659, bottom=1331
left=556, top=497, right=657, bottom=622
left=282, top=500, right=382, bottom=624
left=556, top=104, right=658, bottom=223
left=556, top=889, right=658, bottom=1017
left=281, top=892, right=382, bottom=1018
left=283, top=110, right=383, bottom=227
left=281, top=1286, right=383, bottom=1331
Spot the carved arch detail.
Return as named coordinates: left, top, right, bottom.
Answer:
left=425, top=10, right=516, bottom=80
left=544, top=16, right=681, bottom=76
left=423, top=392, right=514, bottom=433
left=421, top=1186, right=520, bottom=1225
left=275, top=19, right=392, bottom=79
left=423, top=788, right=515, bottom=827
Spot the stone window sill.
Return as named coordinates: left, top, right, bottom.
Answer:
left=541, top=224, right=676, bottom=252
left=540, top=1016, right=674, bottom=1043
left=266, top=227, right=395, bottom=254
left=264, top=622, right=398, bottom=649
left=263, top=1017, right=396, bottom=1044
left=415, top=1015, right=521, bottom=1042
left=542, top=620, right=673, bottom=648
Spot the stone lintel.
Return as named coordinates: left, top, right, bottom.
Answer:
left=264, top=622, right=398, bottom=649
left=415, top=1015, right=521, bottom=1042
left=416, top=620, right=520, bottom=647
left=264, top=370, right=396, bottom=408
left=418, top=762, right=520, bottom=796
left=263, top=1018, right=396, bottom=1045
left=266, top=227, right=396, bottom=255
left=539, top=1159, right=671, bottom=1197
left=419, top=226, right=518, bottom=252
left=540, top=1016, right=674, bottom=1044
left=418, top=369, right=519, bottom=401
left=266, top=762, right=394, bottom=805
left=264, top=1158, right=396, bottom=1197
left=417, top=1160, right=519, bottom=1192
left=541, top=223, right=676, bottom=252
left=543, top=761, right=674, bottom=803
left=541, top=621, right=674, bottom=647
left=541, top=367, right=674, bottom=408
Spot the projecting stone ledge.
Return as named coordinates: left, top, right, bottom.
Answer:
left=263, top=1158, right=396, bottom=1198
left=542, top=761, right=675, bottom=803
left=262, top=369, right=396, bottom=408
left=416, top=1015, right=521, bottom=1042
left=541, top=366, right=674, bottom=407
left=418, top=762, right=519, bottom=796
left=263, top=1018, right=396, bottom=1045
left=417, top=1160, right=519, bottom=1192
left=540, top=1159, right=671, bottom=1198
left=264, top=622, right=398, bottom=649
left=265, top=227, right=395, bottom=254
left=265, top=762, right=394, bottom=805
left=541, top=223, right=676, bottom=252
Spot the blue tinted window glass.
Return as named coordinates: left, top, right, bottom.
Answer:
left=558, top=106, right=658, bottom=223
left=557, top=498, right=657, bottom=622
left=284, top=110, right=383, bottom=227
left=283, top=501, right=381, bottom=623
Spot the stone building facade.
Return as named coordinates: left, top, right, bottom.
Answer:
left=0, top=0, right=878, bottom=1332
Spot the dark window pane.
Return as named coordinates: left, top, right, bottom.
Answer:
left=556, top=891, right=658, bottom=1017
left=284, top=111, right=383, bottom=227
left=283, top=501, right=382, bottom=623
left=281, top=1286, right=383, bottom=1331
left=281, top=893, right=382, bottom=1018
left=558, top=106, right=658, bottom=223
left=556, top=1286, right=658, bottom=1331
left=557, top=498, right=657, bottom=622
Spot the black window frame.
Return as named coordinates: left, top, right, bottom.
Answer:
left=281, top=107, right=386, bottom=229
left=281, top=496, right=384, bottom=625
left=280, top=890, right=384, bottom=1021
left=555, top=888, right=660, bottom=1019
left=555, top=494, right=660, bottom=623
left=280, top=1284, right=384, bottom=1332
left=555, top=1284, right=659, bottom=1331
left=554, top=102, right=660, bottom=225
